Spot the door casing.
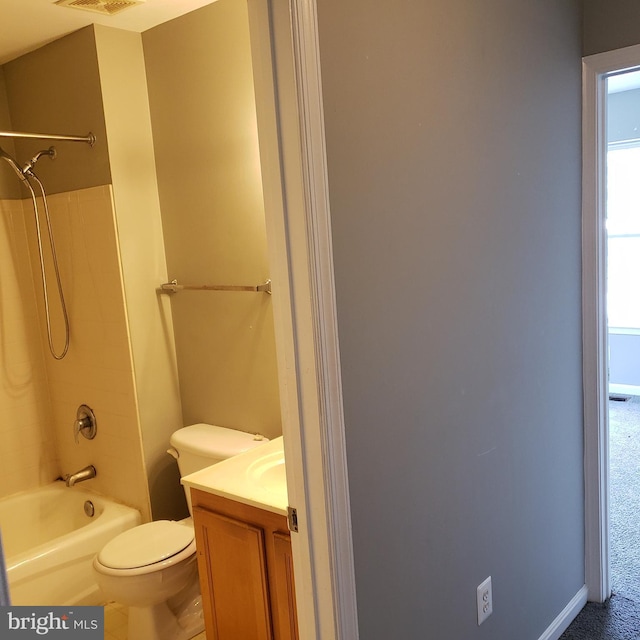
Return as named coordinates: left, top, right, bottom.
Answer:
left=583, top=42, right=640, bottom=603
left=247, top=0, right=360, bottom=637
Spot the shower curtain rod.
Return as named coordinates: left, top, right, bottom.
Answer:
left=0, top=130, right=95, bottom=145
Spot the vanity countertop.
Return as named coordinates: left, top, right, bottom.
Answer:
left=181, top=436, right=288, bottom=516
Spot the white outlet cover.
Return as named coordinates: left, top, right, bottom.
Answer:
left=476, top=576, right=493, bottom=625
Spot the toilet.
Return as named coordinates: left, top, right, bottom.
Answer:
left=93, top=424, right=269, bottom=640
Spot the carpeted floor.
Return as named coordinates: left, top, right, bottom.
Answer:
left=560, top=395, right=640, bottom=639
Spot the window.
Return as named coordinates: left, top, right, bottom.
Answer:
left=607, top=144, right=640, bottom=330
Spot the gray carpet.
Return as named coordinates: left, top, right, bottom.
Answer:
left=561, top=396, right=640, bottom=639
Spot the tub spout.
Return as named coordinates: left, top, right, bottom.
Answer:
left=64, top=465, right=96, bottom=487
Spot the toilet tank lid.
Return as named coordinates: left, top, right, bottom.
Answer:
left=170, top=423, right=268, bottom=458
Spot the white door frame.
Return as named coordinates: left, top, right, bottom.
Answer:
left=247, top=0, right=359, bottom=638
left=583, top=43, right=640, bottom=604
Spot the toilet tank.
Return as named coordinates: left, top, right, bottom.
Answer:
left=169, top=423, right=268, bottom=478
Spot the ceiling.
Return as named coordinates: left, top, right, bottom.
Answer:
left=5, top=2, right=640, bottom=94
left=0, top=0, right=217, bottom=65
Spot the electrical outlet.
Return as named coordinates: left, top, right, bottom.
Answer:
left=476, top=576, right=493, bottom=625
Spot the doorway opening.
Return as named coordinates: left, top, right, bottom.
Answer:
left=605, top=70, right=640, bottom=603
left=583, top=44, right=640, bottom=604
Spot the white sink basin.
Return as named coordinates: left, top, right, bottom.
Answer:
left=247, top=451, right=286, bottom=496
left=181, top=436, right=288, bottom=515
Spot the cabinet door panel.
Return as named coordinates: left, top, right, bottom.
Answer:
left=194, top=507, right=273, bottom=640
left=271, top=532, right=299, bottom=640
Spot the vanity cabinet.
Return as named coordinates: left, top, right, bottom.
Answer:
left=191, top=488, right=299, bottom=640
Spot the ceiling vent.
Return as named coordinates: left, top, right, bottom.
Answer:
left=54, top=0, right=146, bottom=16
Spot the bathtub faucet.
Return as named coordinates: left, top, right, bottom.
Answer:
left=64, top=465, right=96, bottom=487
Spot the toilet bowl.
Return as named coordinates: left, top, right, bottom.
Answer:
left=93, top=520, right=201, bottom=640
left=93, top=424, right=269, bottom=640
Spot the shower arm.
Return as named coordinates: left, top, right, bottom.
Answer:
left=0, top=130, right=95, bottom=146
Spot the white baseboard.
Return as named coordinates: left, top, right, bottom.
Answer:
left=609, top=383, right=640, bottom=397
left=538, top=585, right=588, bottom=640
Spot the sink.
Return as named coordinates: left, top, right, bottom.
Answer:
left=247, top=450, right=286, bottom=496
left=182, top=436, right=288, bottom=515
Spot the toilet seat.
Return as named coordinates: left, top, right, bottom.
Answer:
left=96, top=521, right=196, bottom=575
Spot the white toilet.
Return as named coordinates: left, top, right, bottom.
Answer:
left=93, top=424, right=268, bottom=640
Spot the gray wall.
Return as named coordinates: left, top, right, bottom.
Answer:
left=317, top=1, right=584, bottom=638
left=584, top=0, right=640, bottom=55
left=1, top=27, right=111, bottom=195
left=0, top=68, right=20, bottom=200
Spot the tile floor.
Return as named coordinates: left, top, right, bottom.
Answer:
left=104, top=602, right=127, bottom=640
left=103, top=602, right=207, bottom=640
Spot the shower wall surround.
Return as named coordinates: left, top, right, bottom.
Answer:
left=0, top=198, right=57, bottom=497
left=26, top=186, right=149, bottom=519
left=0, top=50, right=55, bottom=498
left=0, top=187, right=150, bottom=520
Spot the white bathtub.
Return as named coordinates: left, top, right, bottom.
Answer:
left=0, top=481, right=141, bottom=606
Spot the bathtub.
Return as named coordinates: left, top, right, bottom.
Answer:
left=0, top=481, right=141, bottom=606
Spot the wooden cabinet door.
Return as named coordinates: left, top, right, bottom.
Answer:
left=193, top=506, right=273, bottom=640
left=271, top=532, right=299, bottom=640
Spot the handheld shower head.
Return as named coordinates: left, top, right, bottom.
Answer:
left=0, top=145, right=29, bottom=183
left=0, top=142, right=70, bottom=360
left=22, top=146, right=56, bottom=176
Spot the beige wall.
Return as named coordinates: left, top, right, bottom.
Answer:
left=143, top=0, right=281, bottom=440
left=583, top=0, right=640, bottom=55
left=93, top=25, right=184, bottom=520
